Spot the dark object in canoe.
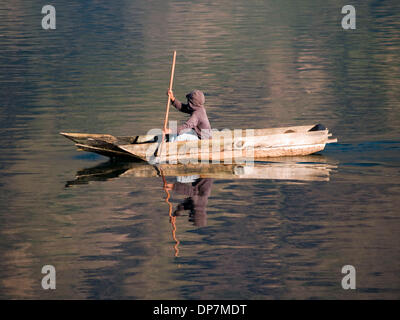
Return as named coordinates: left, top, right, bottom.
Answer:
left=60, top=132, right=158, bottom=159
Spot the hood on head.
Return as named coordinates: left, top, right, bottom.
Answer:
left=186, top=90, right=205, bottom=111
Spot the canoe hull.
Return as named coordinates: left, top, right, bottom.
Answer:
left=123, top=143, right=329, bottom=163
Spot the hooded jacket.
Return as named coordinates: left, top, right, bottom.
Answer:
left=172, top=90, right=212, bottom=140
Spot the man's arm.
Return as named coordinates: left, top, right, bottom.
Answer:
left=167, top=89, right=191, bottom=114
left=172, top=99, right=192, bottom=114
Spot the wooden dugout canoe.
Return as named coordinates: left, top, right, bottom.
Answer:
left=60, top=124, right=337, bottom=163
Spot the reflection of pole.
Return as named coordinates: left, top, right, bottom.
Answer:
left=160, top=169, right=180, bottom=257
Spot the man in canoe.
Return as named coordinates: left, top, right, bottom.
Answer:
left=165, top=89, right=212, bottom=141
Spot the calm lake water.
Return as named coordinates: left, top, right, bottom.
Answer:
left=0, top=0, right=399, bottom=299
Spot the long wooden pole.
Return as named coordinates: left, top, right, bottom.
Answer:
left=157, top=50, right=177, bottom=158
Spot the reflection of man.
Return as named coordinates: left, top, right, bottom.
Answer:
left=165, top=178, right=214, bottom=227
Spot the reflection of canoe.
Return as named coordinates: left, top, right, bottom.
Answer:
left=61, top=124, right=337, bottom=162
left=65, top=156, right=337, bottom=187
